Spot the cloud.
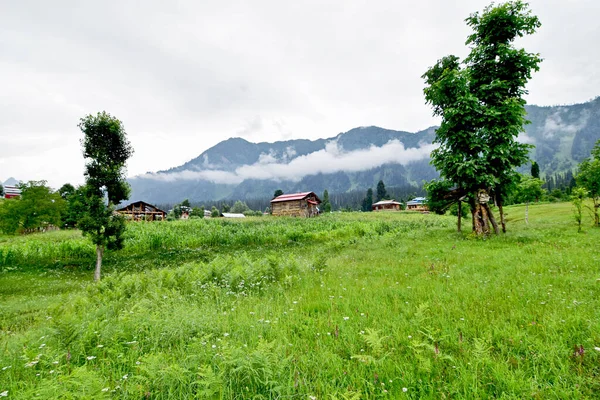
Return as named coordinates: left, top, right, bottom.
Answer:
left=137, top=140, right=436, bottom=184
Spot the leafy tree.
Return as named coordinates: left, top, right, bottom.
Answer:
left=211, top=206, right=220, bottom=218
left=361, top=188, right=373, bottom=212
left=78, top=111, right=133, bottom=281
left=222, top=203, right=231, bottom=213
left=231, top=200, right=250, bottom=214
left=531, top=161, right=540, bottom=179
left=0, top=183, right=4, bottom=197
left=422, top=1, right=541, bottom=235
left=61, top=185, right=86, bottom=228
left=273, top=189, right=284, bottom=198
left=58, top=183, right=76, bottom=199
left=180, top=199, right=191, bottom=208
left=376, top=180, right=388, bottom=202
left=190, top=206, right=205, bottom=218
left=0, top=181, right=65, bottom=234
left=576, top=139, right=600, bottom=226
left=517, top=175, right=545, bottom=224
left=322, top=190, right=331, bottom=213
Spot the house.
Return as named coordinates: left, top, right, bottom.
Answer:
left=204, top=209, right=212, bottom=218
left=116, top=201, right=166, bottom=221
left=406, top=197, right=429, bottom=212
left=270, top=192, right=321, bottom=217
left=3, top=185, right=21, bottom=199
left=371, top=199, right=402, bottom=211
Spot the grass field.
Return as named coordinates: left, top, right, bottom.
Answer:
left=1, top=202, right=599, bottom=398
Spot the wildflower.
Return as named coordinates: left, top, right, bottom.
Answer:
left=309, top=396, right=317, bottom=400
left=39, top=344, right=46, bottom=349
left=403, top=387, right=408, bottom=392
left=1, top=366, right=11, bottom=371
left=97, top=345, right=104, bottom=348
left=0, top=391, right=7, bottom=397
left=123, top=374, right=128, bottom=380
left=594, top=347, right=600, bottom=352
left=49, top=370, right=55, bottom=374
left=223, top=333, right=230, bottom=337
left=343, top=317, right=349, bottom=321
left=52, top=361, right=59, bottom=365
left=136, top=361, right=141, bottom=365
left=25, top=360, right=39, bottom=367
left=101, top=388, right=109, bottom=392
left=86, top=356, right=96, bottom=360
left=212, top=345, right=217, bottom=348
left=125, top=341, right=137, bottom=345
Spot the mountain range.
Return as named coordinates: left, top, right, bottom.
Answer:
left=128, top=97, right=600, bottom=205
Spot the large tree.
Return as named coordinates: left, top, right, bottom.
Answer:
left=361, top=188, right=373, bottom=212
left=375, top=180, right=388, bottom=203
left=322, top=189, right=331, bottom=213
left=79, top=112, right=133, bottom=281
left=576, top=139, right=600, bottom=226
left=423, top=1, right=541, bottom=235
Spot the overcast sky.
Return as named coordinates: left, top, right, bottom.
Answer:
left=1, top=0, right=599, bottom=189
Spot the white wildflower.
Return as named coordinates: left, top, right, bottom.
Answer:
left=86, top=356, right=96, bottom=360
left=0, top=391, right=7, bottom=397
left=403, top=387, right=408, bottom=392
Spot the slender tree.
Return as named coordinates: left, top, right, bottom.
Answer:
left=78, top=112, right=133, bottom=281
left=322, top=189, right=331, bottom=213
left=376, top=180, right=388, bottom=202
left=0, top=184, right=4, bottom=197
left=531, top=162, right=540, bottom=179
left=423, top=1, right=541, bottom=235
left=518, top=175, right=545, bottom=224
left=576, top=139, right=600, bottom=226
left=362, top=188, right=373, bottom=211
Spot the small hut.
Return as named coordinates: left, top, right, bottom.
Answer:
left=371, top=199, right=402, bottom=211
left=406, top=197, right=429, bottom=212
left=270, top=192, right=321, bottom=217
left=116, top=201, right=166, bottom=221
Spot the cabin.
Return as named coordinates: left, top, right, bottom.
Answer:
left=116, top=201, right=166, bottom=221
left=270, top=192, right=321, bottom=217
left=372, top=199, right=402, bottom=211
left=406, top=197, right=429, bottom=212
left=3, top=185, right=21, bottom=199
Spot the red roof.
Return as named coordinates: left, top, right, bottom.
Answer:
left=270, top=191, right=322, bottom=203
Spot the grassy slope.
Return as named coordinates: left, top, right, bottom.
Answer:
left=1, top=203, right=599, bottom=399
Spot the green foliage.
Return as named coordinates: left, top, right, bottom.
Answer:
left=576, top=139, right=600, bottom=226
left=425, top=180, right=456, bottom=215
left=210, top=206, right=219, bottom=218
left=61, top=185, right=86, bottom=228
left=190, top=206, right=204, bottom=218
left=531, top=161, right=540, bottom=179
left=376, top=180, right=388, bottom=202
left=361, top=188, right=373, bottom=212
left=322, top=189, right=332, bottom=213
left=517, top=175, right=545, bottom=203
left=0, top=183, right=4, bottom=197
left=423, top=1, right=542, bottom=233
left=0, top=181, right=65, bottom=234
left=230, top=200, right=250, bottom=214
left=571, top=187, right=587, bottom=232
left=79, top=111, right=133, bottom=280
left=273, top=189, right=284, bottom=198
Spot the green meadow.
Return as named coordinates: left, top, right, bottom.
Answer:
left=1, top=202, right=599, bottom=399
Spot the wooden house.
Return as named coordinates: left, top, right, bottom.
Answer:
left=270, top=192, right=321, bottom=217
left=406, top=197, right=429, bottom=212
left=116, top=201, right=166, bottom=221
left=371, top=199, right=402, bottom=211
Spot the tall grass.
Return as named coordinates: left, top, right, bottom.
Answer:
left=1, top=203, right=600, bottom=398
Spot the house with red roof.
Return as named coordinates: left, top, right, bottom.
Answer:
left=270, top=192, right=321, bottom=217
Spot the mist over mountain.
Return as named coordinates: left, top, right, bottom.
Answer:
left=128, top=97, right=600, bottom=205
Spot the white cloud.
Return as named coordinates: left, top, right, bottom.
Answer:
left=137, top=140, right=436, bottom=184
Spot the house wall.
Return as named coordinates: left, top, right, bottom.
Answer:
left=272, top=199, right=319, bottom=217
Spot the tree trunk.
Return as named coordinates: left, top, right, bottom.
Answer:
left=525, top=202, right=529, bottom=225
left=498, top=200, right=506, bottom=233
left=594, top=200, right=599, bottom=227
left=457, top=200, right=462, bottom=232
left=94, top=245, right=104, bottom=281
left=483, top=203, right=500, bottom=235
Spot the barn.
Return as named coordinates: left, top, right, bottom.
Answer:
left=270, top=192, right=321, bottom=217
left=371, top=199, right=402, bottom=211
left=116, top=201, right=166, bottom=221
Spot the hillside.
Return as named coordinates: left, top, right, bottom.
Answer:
left=128, top=97, right=600, bottom=204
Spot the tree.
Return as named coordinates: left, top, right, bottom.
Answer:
left=376, top=180, right=388, bottom=202
left=572, top=187, right=587, bottom=233
left=0, top=183, right=4, bottom=197
left=422, top=1, right=541, bottom=235
left=58, top=183, right=76, bottom=199
left=211, top=206, right=220, bottom=218
left=273, top=189, right=284, bottom=198
left=231, top=200, right=250, bottom=214
left=517, top=175, right=545, bottom=224
left=531, top=161, right=540, bottom=179
left=61, top=185, right=86, bottom=228
left=0, top=181, right=65, bottom=234
left=78, top=112, right=133, bottom=281
left=190, top=206, right=205, bottom=218
left=361, top=188, right=373, bottom=212
left=322, top=190, right=331, bottom=213
left=576, top=139, right=600, bottom=226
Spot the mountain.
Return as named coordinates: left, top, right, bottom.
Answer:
left=2, top=178, right=20, bottom=187
left=128, top=97, right=600, bottom=205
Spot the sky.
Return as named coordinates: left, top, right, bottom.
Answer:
left=1, top=0, right=599, bottom=189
